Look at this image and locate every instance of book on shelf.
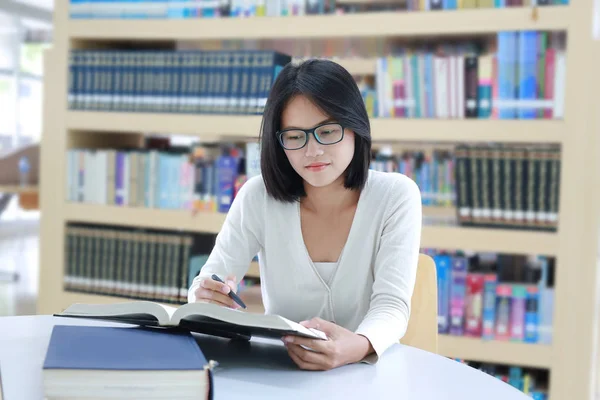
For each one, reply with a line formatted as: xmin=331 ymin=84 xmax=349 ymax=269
xmin=362 ymin=31 xmax=565 ymax=120
xmin=454 ymin=143 xmax=560 ymax=231
xmin=43 ymin=325 xmax=214 ymax=400
xmin=67 ymin=49 xmax=291 ymax=115
xmin=63 ymin=224 xmax=217 ymax=305
xmin=457 ymin=360 xmax=549 ymax=399
xmin=68 ymin=0 xmax=570 ymax=19
xmin=55 ymin=300 xmax=328 ymax=341
xmin=426 ymin=249 xmax=554 ymax=345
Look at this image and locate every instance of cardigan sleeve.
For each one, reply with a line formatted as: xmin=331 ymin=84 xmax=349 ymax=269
xmin=187 ymin=176 xmax=264 ymax=303
xmin=355 ymin=176 xmax=422 ymax=362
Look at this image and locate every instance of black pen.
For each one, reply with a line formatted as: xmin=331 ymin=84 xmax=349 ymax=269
xmin=211 ymin=274 xmax=247 ymax=309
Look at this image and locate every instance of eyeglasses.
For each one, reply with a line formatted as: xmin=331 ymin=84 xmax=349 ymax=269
xmin=276 ymin=123 xmax=345 ymax=150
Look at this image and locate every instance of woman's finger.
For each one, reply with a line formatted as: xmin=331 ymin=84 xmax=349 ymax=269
xmin=201 ymin=278 xmax=231 ymax=294
xmin=287 ymin=346 xmax=323 ymax=371
xmin=283 ymin=336 xmax=330 ymax=354
xmin=286 ymin=343 xmax=330 ymax=367
xmin=195 ymin=288 xmax=238 ymax=309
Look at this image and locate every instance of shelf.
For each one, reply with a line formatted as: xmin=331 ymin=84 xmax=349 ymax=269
xmin=65 ymin=204 xmax=558 ymax=256
xmin=0 ymin=185 xmax=38 ymax=194
xmin=67 ymin=7 xmax=570 ymax=41
xmin=66 ymin=111 xmax=565 ymax=144
xmin=421 ymin=225 xmax=558 ymax=256
xmin=65 ymin=203 xmax=225 ymax=234
xmin=438 ymin=335 xmax=553 ymax=369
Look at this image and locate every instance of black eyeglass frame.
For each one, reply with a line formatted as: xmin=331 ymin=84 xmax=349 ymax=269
xmin=276 ymin=122 xmax=345 ymax=150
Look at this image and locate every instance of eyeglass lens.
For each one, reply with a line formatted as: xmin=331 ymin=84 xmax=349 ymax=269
xmin=280 ymin=123 xmax=343 ymax=150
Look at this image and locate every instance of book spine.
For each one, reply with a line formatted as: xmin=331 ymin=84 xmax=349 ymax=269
xmin=510 ymin=285 xmax=526 ymax=342
xmin=450 ymin=256 xmax=467 ymax=335
xmin=464 ymin=273 xmax=484 ymax=337
xmin=482 ymin=273 xmax=497 ymax=340
xmin=495 ymin=284 xmax=512 ymax=340
xmin=518 ymin=31 xmax=538 ymax=119
xmin=464 ymin=54 xmax=479 ymax=118
xmin=435 ymin=254 xmax=452 ymax=334
xmin=524 ymin=285 xmax=539 ymax=343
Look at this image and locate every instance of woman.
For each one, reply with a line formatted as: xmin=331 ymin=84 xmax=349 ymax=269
xmin=188 ymin=59 xmax=422 ymax=370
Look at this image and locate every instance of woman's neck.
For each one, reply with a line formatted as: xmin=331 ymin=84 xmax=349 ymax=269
xmin=301 ymin=176 xmax=360 ymax=214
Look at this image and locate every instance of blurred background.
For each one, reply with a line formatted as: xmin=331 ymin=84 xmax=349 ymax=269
xmin=0 ymin=1 xmax=599 ymax=400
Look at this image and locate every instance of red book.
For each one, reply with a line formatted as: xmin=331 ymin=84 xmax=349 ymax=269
xmin=544 ymin=48 xmax=556 ymax=119
xmin=464 ymin=273 xmax=485 ymax=337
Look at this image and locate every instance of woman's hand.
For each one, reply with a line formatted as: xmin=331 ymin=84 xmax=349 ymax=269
xmin=282 ymin=317 xmax=374 ymax=371
xmin=192 ymin=274 xmax=241 ymax=309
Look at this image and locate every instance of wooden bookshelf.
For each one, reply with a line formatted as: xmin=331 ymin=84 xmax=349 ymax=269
xmin=40 ymin=3 xmax=600 ymax=400
xmin=66 ymin=111 xmax=564 ymax=144
xmin=438 ymin=335 xmax=553 ymax=369
xmin=63 ymin=204 xmax=558 ymax=256
xmin=67 ymin=7 xmax=569 ymax=40
xmin=0 ymin=185 xmax=38 ymax=194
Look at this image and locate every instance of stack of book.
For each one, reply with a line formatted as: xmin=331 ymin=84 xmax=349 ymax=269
xmin=370 ymin=146 xmax=455 ymax=207
xmin=65 ymin=142 xmax=260 ymax=214
xmin=67 ymin=49 xmax=292 ymax=115
xmin=454 ymin=143 xmax=560 ymax=231
xmin=63 ymin=223 xmax=216 ymax=305
xmin=425 ymin=249 xmax=554 ymax=345
xmin=364 ymin=32 xmax=566 ymax=119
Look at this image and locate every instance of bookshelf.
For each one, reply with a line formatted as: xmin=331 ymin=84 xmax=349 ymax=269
xmin=66 ymin=112 xmax=564 ymax=143
xmin=39 ymin=2 xmax=600 ymax=400
xmin=67 ymin=7 xmax=568 ymax=40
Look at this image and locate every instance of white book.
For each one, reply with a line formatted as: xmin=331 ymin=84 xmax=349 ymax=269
xmin=57 ymin=301 xmax=328 ymax=341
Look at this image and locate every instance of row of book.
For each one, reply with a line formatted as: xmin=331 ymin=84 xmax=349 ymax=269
xmin=370 ymin=146 xmax=455 ymax=206
xmin=68 ymin=0 xmax=569 ymax=19
xmin=363 ymin=32 xmax=565 ymax=119
xmin=454 ymin=144 xmax=560 ymax=231
xmin=65 ymin=142 xmax=261 ymax=213
xmin=67 ymin=49 xmax=292 ymax=115
xmin=458 ymin=361 xmax=548 ymax=400
xmin=63 ymin=224 xmax=217 ymax=304
xmin=425 ymin=249 xmax=554 ymax=344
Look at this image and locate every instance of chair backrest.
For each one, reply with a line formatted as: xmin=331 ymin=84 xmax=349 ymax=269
xmin=399 ymin=253 xmax=438 ymax=354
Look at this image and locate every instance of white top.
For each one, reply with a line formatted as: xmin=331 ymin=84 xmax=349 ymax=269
xmin=188 ymin=170 xmax=423 ymax=361
xmin=313 ymin=262 xmax=337 ymax=285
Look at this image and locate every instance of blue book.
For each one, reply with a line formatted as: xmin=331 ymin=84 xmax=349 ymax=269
xmin=518 ymin=31 xmax=538 ymax=119
xmin=434 ymin=254 xmax=451 ymax=334
xmin=497 ymin=32 xmax=517 ymax=119
xmin=43 ymin=325 xmax=213 ymax=398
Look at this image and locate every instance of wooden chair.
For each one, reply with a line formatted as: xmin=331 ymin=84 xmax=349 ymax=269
xmin=399 ymin=253 xmax=438 ymax=354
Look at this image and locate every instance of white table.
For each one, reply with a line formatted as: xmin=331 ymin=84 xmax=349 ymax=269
xmin=0 ymin=315 xmax=530 ymax=400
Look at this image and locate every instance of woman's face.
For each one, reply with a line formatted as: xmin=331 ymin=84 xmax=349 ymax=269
xmin=280 ymin=95 xmax=355 ymax=189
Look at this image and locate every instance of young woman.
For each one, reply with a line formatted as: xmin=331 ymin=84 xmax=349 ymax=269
xmin=188 ymin=59 xmax=422 ymax=370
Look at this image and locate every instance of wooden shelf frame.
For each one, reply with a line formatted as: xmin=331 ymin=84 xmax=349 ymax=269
xmin=39 ymin=3 xmax=600 ymax=400
xmin=67 ymin=7 xmax=571 ymax=41
xmin=63 ymin=204 xmax=559 ymax=256
xmin=66 ymin=111 xmax=565 ymax=144
xmin=438 ymin=335 xmax=553 ymax=369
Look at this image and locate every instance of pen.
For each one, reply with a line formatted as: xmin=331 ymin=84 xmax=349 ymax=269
xmin=211 ymin=274 xmax=247 ymax=309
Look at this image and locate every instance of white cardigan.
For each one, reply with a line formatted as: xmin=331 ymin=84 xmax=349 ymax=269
xmin=188 ymin=170 xmax=422 ymax=361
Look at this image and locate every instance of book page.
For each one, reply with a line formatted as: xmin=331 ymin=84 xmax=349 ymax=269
xmin=173 ymin=302 xmax=326 ymax=339
xmin=59 ymin=301 xmax=174 ymax=326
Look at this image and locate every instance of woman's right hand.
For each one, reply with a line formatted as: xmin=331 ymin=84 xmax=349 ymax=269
xmin=193 ymin=274 xmax=241 ymax=309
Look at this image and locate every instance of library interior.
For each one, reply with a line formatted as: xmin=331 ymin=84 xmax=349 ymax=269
xmin=0 ymin=0 xmax=599 ymax=399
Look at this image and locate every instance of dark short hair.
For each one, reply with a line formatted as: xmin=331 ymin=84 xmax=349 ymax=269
xmin=259 ymin=59 xmax=372 ymax=203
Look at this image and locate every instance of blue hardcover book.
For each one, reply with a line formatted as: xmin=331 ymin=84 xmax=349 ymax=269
xmin=411 ymin=54 xmax=421 ymax=118
xmin=497 ymin=32 xmax=517 ymax=119
xmin=43 ymin=325 xmax=213 ymax=398
xmin=518 ymin=31 xmax=538 ymax=119
xmin=434 ymin=254 xmax=451 ymax=334
xmin=216 ymin=152 xmax=237 ymax=213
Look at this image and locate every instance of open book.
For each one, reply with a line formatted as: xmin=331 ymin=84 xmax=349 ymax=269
xmin=56 ymin=301 xmax=327 ymax=341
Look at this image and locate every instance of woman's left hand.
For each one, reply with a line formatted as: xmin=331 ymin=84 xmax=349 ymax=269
xmin=282 ymin=317 xmax=374 ymax=371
